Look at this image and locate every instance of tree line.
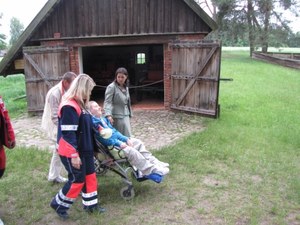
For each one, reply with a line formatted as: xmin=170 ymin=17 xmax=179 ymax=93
xmin=196 ymin=0 xmax=300 ymax=55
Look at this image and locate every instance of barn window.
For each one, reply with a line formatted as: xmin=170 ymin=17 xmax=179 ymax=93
xmin=136 ymin=53 xmax=146 ymax=64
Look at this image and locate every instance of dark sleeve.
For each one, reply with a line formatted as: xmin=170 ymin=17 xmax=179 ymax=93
xmin=60 ymin=105 xmax=79 ymax=151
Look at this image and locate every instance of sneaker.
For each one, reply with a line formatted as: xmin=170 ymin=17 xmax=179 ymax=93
xmin=0 ymin=218 xmax=4 ymax=225
xmin=153 ymin=166 xmax=169 ymax=176
xmin=85 ymin=205 xmax=106 ymax=214
xmin=49 ymin=176 xmax=68 ymax=183
xmin=144 ymin=173 xmax=164 ymax=183
xmin=50 ymin=200 xmax=69 ymax=220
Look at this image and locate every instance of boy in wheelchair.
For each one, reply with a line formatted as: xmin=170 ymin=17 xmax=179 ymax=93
xmin=88 ymin=101 xmax=169 ymax=183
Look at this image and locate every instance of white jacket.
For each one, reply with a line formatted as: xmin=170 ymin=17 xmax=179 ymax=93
xmin=41 ymin=81 xmax=64 ymax=141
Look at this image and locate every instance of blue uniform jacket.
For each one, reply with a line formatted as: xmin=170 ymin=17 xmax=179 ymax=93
xmin=91 ymin=116 xmax=128 ymax=148
xmin=57 ymin=105 xmax=96 ymax=157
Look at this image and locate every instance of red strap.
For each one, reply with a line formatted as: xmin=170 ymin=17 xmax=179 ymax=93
xmin=58 ymin=99 xmax=81 ymax=118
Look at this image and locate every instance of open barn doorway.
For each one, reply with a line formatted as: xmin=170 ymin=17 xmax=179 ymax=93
xmin=82 ymin=44 xmax=164 ymax=109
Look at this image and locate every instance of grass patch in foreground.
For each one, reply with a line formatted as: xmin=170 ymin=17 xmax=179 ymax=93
xmin=0 ymin=51 xmax=299 ymax=225
xmin=160 ymin=51 xmax=300 ymax=224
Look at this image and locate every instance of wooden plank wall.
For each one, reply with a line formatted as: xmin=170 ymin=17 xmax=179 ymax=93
xmin=23 ymin=47 xmax=70 ymax=113
xmin=171 ymin=42 xmax=221 ymax=116
xmin=32 ymin=0 xmax=210 ymax=40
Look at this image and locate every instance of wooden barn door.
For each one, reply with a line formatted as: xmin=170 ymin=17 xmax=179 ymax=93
xmin=170 ymin=40 xmax=221 ymax=118
xmin=23 ymin=46 xmax=70 ymax=114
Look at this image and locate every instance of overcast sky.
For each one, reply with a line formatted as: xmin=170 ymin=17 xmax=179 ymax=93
xmin=0 ymin=0 xmax=299 ymax=43
xmin=0 ymin=0 xmax=48 ymax=41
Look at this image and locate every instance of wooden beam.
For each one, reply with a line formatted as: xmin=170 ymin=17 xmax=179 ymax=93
xmin=23 ymin=53 xmax=53 ymax=88
xmin=174 ymin=46 xmax=217 ymax=106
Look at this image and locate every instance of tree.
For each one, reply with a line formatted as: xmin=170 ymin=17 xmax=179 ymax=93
xmin=247 ymin=0 xmax=255 ymax=55
xmin=287 ymin=32 xmax=300 ymax=47
xmin=0 ymin=13 xmax=7 ymax=50
xmin=196 ymin=0 xmax=300 ymax=55
xmin=9 ymin=17 xmax=24 ymax=46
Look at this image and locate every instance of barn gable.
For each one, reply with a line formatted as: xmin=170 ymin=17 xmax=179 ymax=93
xmin=0 ymin=0 xmax=216 ymax=76
xmin=32 ymin=0 xmax=214 ymax=40
xmin=0 ymin=0 xmax=221 ymax=118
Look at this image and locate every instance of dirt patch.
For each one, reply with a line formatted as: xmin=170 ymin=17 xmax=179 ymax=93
xmin=11 ymin=109 xmax=205 ymax=151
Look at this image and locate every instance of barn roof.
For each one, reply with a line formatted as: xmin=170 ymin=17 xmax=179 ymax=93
xmin=0 ymin=0 xmax=217 ymax=76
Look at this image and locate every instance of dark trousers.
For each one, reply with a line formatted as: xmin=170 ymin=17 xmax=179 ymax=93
xmin=51 ymin=154 xmax=98 ymax=213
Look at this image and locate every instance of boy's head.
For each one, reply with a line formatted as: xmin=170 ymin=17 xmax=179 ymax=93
xmin=87 ymin=101 xmax=102 ymax=118
xmin=88 ymin=101 xmax=112 ymax=139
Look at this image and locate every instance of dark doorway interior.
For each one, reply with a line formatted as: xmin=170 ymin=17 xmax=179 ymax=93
xmin=82 ymin=44 xmax=164 ymax=105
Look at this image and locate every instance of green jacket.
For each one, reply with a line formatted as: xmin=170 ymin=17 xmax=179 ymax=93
xmin=103 ymin=82 xmax=132 ymax=119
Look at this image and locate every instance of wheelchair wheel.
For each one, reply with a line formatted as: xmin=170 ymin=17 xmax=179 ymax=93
xmin=94 ymin=157 xmax=107 ymax=176
xmin=95 ymin=166 xmax=107 ymax=176
xmin=120 ymin=186 xmax=135 ymax=200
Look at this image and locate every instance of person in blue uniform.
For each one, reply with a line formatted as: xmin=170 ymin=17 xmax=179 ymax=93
xmin=50 ymin=74 xmax=105 ymax=220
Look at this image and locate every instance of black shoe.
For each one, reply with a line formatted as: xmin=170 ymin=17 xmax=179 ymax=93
xmin=85 ymin=205 xmax=106 ymax=214
xmin=50 ymin=200 xmax=69 ymax=220
xmin=56 ymin=211 xmax=69 ymax=220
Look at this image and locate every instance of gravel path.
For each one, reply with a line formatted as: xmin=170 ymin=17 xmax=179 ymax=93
xmin=12 ymin=109 xmax=205 ymax=151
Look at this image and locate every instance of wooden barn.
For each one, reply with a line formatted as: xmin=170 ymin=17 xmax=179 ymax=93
xmin=0 ymin=0 xmax=221 ymax=117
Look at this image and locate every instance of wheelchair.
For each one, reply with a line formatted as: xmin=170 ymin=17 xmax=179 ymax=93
xmin=93 ymin=137 xmax=149 ymax=200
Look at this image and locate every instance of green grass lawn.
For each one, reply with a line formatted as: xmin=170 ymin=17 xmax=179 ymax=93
xmin=0 ymin=74 xmax=27 ymax=118
xmin=0 ymin=51 xmax=300 ymax=225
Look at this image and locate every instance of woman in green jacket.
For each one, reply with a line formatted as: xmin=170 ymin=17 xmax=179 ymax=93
xmin=104 ymin=67 xmax=132 ymax=137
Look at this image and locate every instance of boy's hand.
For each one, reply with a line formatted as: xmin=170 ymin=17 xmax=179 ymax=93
xmin=120 ymin=143 xmax=128 ymax=149
xmin=127 ymin=139 xmax=133 ymax=147
xmin=107 ymin=115 xmax=114 ymax=124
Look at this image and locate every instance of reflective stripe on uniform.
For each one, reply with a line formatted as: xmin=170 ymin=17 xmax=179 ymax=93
xmin=81 ymin=191 xmax=97 ymax=198
xmin=55 ymin=195 xmax=72 ymax=208
xmin=61 ymin=125 xmax=78 ymax=131
xmin=82 ymin=198 xmax=98 ymax=206
xmin=59 ymin=189 xmax=76 ymax=202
